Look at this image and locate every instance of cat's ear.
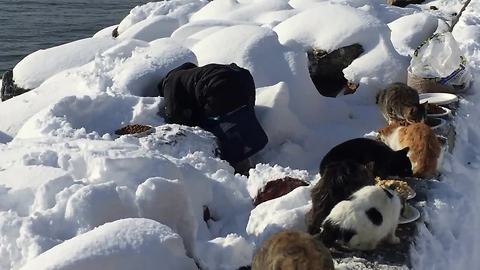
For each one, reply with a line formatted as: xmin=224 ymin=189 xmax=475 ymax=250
xmin=364 ymin=161 xmax=375 ymax=173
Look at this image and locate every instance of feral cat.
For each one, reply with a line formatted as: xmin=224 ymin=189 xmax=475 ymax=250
xmin=376 ymin=82 xmax=426 ymax=125
xmin=306 ymin=160 xmax=375 ymax=235
xmin=320 ymin=138 xmax=413 ymax=178
xmin=378 ymin=122 xmax=442 ymax=179
xmin=320 ymin=186 xmax=402 ymax=251
xmin=252 ymin=230 xmax=334 ymax=270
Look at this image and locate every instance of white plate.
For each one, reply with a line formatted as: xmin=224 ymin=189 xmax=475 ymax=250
xmin=420 ymin=93 xmax=459 ymax=105
xmin=399 ymin=204 xmax=420 ymax=224
xmin=427 ymin=105 xmax=451 ymax=117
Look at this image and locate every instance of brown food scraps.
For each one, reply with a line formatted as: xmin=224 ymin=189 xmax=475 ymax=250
xmin=115 ymin=124 xmax=152 ymax=135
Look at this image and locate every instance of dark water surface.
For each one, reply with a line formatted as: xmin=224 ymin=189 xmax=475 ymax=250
xmin=0 ymin=0 xmax=152 ymax=74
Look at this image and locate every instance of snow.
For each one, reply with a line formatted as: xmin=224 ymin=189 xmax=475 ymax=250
xmin=274 ymin=4 xmax=408 ymax=88
xmin=117 ymin=0 xmax=208 ymax=33
xmin=388 ymin=13 xmax=439 ymax=56
xmin=409 ymin=1 xmax=480 ymax=269
xmin=246 ymin=186 xmax=311 ymax=244
xmin=118 ymin=16 xmax=180 ymax=42
xmin=190 ymin=0 xmax=293 ymax=25
xmin=1 ymin=0 xmax=479 ymax=269
xmin=19 ymin=218 xmax=197 ymax=270
xmin=13 ymin=37 xmax=118 ymax=90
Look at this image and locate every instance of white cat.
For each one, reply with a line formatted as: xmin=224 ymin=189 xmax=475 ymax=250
xmin=319 ymin=185 xmax=402 ymax=251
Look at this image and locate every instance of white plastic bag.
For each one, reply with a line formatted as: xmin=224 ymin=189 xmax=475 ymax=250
xmin=409 ymin=32 xmax=472 ymax=91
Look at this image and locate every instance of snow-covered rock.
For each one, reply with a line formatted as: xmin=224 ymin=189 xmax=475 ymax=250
xmin=13 ymin=37 xmax=117 ymax=90
xmin=388 ymin=12 xmax=439 ymax=56
xmin=19 ymin=218 xmax=198 ymax=270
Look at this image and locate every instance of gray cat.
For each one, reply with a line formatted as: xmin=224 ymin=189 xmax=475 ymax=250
xmin=376 ymin=82 xmax=426 ymax=125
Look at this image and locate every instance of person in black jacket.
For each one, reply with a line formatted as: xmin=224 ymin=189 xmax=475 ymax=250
xmin=158 ymin=62 xmax=267 ymax=174
xmin=158 ymin=62 xmax=256 ymax=126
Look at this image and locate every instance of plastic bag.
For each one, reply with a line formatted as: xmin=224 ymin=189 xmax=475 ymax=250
xmin=409 ymin=32 xmax=472 ymax=92
xmin=201 ymin=105 xmax=268 ymax=164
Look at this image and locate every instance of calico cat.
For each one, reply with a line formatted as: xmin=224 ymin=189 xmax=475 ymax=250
xmin=320 ymin=138 xmax=413 ymax=178
xmin=320 ymin=186 xmax=402 ymax=251
xmin=252 ymin=230 xmax=335 ymax=270
xmin=306 ymin=160 xmax=375 ymax=235
xmin=378 ymin=122 xmax=442 ymax=179
xmin=376 ymin=82 xmax=427 ymax=125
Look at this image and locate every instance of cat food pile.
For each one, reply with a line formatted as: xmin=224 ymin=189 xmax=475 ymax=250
xmin=114 ymin=124 xmax=153 ymax=135
xmin=375 ymin=177 xmax=415 ymax=200
xmin=426 ymin=103 xmax=446 ymax=115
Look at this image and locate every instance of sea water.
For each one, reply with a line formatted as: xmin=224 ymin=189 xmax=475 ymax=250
xmin=0 ymin=0 xmax=151 ymax=74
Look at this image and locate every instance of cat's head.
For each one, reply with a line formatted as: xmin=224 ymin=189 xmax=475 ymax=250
xmin=403 ymin=102 xmax=427 ymax=124
xmin=323 ymin=160 xmax=375 ymax=188
xmin=272 ymin=234 xmax=335 ymax=270
xmin=388 ymin=147 xmax=413 ymax=177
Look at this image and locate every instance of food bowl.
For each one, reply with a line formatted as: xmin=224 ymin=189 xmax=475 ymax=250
xmin=115 ymin=124 xmax=154 ymax=138
xmin=419 ymin=93 xmax=459 ymax=105
xmin=425 ymin=117 xmax=447 ymax=131
xmin=426 ymin=104 xmax=451 ymax=118
xmin=399 ymin=204 xmax=420 ymax=224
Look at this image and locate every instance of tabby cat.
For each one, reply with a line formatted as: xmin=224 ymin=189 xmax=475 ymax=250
xmin=376 ymin=82 xmax=426 ymax=125
xmin=306 ymin=160 xmax=375 ymax=235
xmin=378 ymin=122 xmax=442 ymax=179
xmin=252 ymin=230 xmax=334 ymax=270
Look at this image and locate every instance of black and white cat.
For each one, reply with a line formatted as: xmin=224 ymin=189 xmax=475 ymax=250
xmin=319 ymin=186 xmax=402 ymax=251
xmin=306 ymin=160 xmax=375 ymax=235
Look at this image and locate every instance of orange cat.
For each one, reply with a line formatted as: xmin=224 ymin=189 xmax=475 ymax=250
xmin=378 ymin=123 xmax=442 ymax=179
xmin=252 ymin=230 xmax=334 ymax=270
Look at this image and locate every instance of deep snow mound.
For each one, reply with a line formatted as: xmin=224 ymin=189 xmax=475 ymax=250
xmin=19 ymin=218 xmax=198 ymax=270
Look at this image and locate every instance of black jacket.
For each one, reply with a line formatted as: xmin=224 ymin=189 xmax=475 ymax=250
xmin=158 ymin=63 xmax=255 ymax=126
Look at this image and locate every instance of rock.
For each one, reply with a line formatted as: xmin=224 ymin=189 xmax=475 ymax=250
xmin=253 ymin=177 xmax=309 ymax=206
xmin=307 ymin=44 xmax=363 ymax=97
xmin=112 ymin=26 xmax=119 ymax=38
xmin=387 ymin=0 xmax=425 ymax=8
xmin=1 ymin=70 xmax=30 ymax=101
xmin=1 ymin=70 xmax=14 ymax=101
